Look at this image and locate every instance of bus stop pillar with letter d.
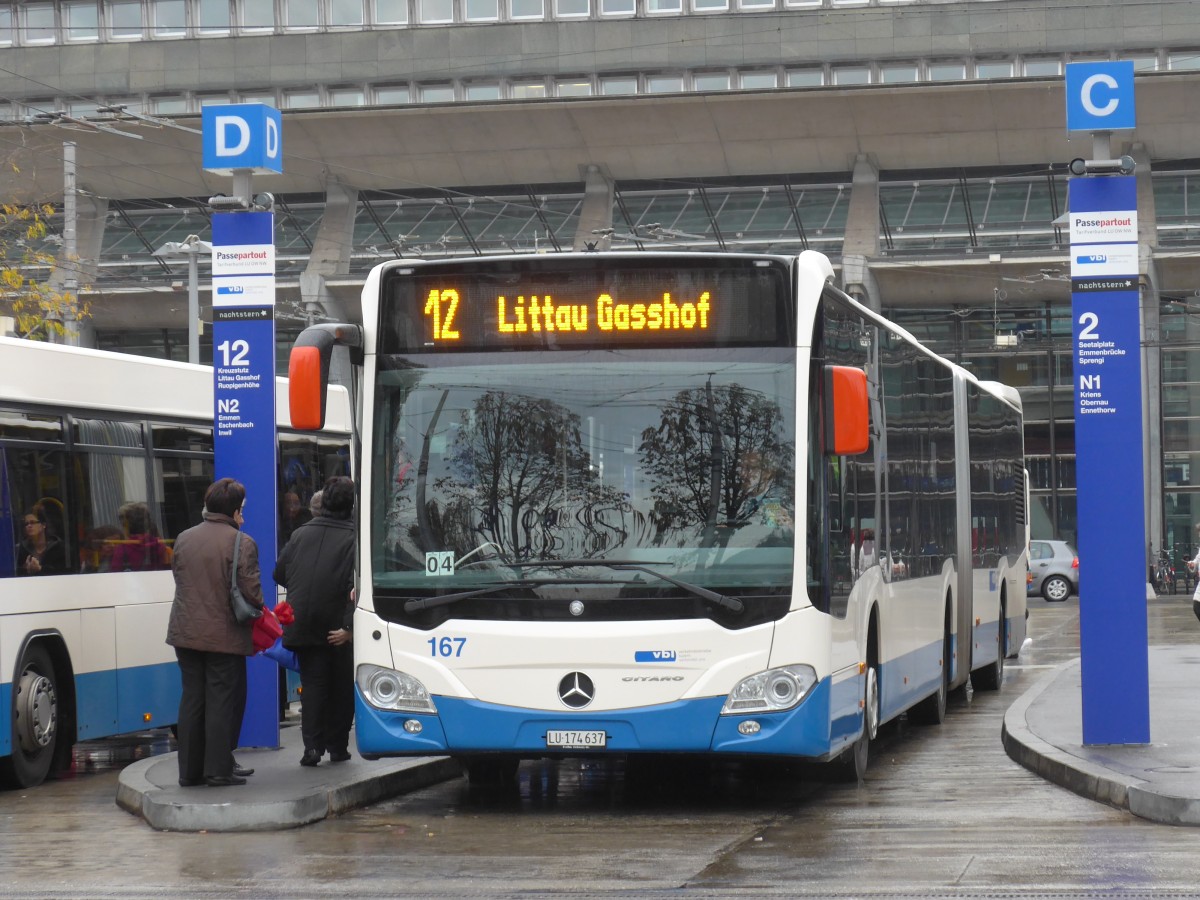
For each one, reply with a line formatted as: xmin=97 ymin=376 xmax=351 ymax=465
xmin=202 ymin=103 xmax=282 ymax=749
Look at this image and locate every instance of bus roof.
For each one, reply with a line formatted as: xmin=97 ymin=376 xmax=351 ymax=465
xmin=0 ymin=336 xmax=351 ymax=433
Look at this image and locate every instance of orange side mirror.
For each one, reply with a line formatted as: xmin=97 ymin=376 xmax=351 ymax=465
xmin=287 ymin=323 xmax=363 ymax=431
xmin=826 ymin=365 xmax=870 ymax=455
xmin=288 ymin=345 xmax=325 ymax=431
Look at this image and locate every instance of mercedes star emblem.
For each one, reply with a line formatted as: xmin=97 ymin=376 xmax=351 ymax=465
xmin=558 ymin=672 xmax=595 ymax=709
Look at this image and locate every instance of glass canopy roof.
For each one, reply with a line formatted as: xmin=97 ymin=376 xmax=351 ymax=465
xmin=31 ymin=168 xmax=1200 ymax=291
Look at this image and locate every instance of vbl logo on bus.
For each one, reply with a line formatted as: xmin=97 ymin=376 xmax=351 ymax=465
xmin=634 ymin=650 xmax=677 ymax=662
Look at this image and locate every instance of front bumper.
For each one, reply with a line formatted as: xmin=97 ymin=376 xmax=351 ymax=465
xmin=354 ymin=677 xmax=840 ymax=759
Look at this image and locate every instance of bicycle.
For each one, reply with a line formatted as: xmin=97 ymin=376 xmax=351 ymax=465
xmin=1154 ymin=550 xmax=1175 ymax=595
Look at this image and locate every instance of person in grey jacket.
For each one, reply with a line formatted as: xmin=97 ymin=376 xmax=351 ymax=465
xmin=167 ymin=478 xmax=264 ymax=787
xmin=275 ymin=475 xmax=357 ymax=766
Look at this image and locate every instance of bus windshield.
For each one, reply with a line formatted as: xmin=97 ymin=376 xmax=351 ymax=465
xmin=371 ymin=348 xmax=796 ymax=625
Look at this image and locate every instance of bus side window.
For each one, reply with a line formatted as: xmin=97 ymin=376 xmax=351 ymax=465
xmin=280 ymin=436 xmax=319 ymax=550
xmin=2 ymin=449 xmax=72 ymax=578
xmin=75 ymin=418 xmax=160 ymax=574
xmin=0 ymin=412 xmax=68 ymax=578
xmin=151 ymin=421 xmax=214 ymax=557
xmin=827 ymin=456 xmax=843 ymax=533
xmin=278 ymin=435 xmax=353 ymax=550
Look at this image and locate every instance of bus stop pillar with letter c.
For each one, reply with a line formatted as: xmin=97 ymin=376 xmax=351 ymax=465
xmin=1065 ymin=61 xmax=1150 ymax=745
xmin=202 ymin=103 xmax=282 ymax=749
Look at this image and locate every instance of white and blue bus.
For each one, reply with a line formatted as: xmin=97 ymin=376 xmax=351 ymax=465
xmin=289 ymin=250 xmax=1026 ymax=783
xmin=0 ymin=337 xmax=351 ymax=788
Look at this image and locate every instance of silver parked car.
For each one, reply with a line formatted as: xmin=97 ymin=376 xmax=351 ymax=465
xmin=1028 ymin=539 xmax=1079 ymax=601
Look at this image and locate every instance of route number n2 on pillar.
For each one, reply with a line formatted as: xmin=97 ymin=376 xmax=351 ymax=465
xmin=203 ymin=102 xmax=282 ymax=749
xmin=211 ymin=210 xmax=279 ymax=749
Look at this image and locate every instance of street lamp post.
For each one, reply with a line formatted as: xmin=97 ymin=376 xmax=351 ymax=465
xmin=153 ymin=234 xmax=213 ymax=365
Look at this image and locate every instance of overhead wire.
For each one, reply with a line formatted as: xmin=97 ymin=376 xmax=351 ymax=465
xmin=1 ymin=3 xmax=1200 ymax=276
xmin=0 ymin=87 xmax=583 ymax=256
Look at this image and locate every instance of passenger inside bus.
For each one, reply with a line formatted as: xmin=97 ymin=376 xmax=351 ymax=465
xmin=80 ymin=523 xmax=123 ymax=573
xmin=734 ymin=450 xmax=793 ymax=531
xmin=17 ymin=507 xmax=68 ymax=576
xmin=110 ymin=501 xmax=172 ymax=571
xmin=279 ymin=489 xmax=312 ymax=546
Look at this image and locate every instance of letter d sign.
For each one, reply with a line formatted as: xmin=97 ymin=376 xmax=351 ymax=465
xmin=202 ymin=103 xmax=284 ymax=174
xmin=215 ymin=116 xmax=251 ymax=157
xmin=1066 ymin=61 xmax=1136 ymax=132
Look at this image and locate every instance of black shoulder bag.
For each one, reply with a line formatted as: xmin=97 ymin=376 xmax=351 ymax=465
xmin=230 ymin=530 xmax=262 ymax=624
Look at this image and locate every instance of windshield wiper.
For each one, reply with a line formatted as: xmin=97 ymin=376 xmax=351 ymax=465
xmin=402 ymin=561 xmax=746 ymax=615
xmin=403 ymin=580 xmax=545 ymax=613
xmin=505 ymin=559 xmax=744 ymax=614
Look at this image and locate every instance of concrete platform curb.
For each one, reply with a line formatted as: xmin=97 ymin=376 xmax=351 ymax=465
xmin=1128 ymin=779 xmax=1200 ymax=827
xmin=116 ymin=725 xmax=462 ymax=832
xmin=1001 ymin=659 xmax=1137 ymax=813
xmin=1003 ymin=647 xmax=1200 ymax=826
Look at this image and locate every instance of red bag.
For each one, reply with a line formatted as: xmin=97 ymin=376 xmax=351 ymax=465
xmin=252 ymin=607 xmax=283 ymax=653
xmin=274 ymin=600 xmax=295 ymax=626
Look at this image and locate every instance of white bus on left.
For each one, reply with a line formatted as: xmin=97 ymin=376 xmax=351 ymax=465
xmin=0 ymin=337 xmax=350 ymax=787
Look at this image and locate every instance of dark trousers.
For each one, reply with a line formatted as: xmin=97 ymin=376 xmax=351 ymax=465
xmin=175 ymin=647 xmax=247 ymax=780
xmin=296 ymin=643 xmax=354 ymax=755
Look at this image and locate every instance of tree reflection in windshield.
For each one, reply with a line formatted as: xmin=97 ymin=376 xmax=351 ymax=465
xmin=436 ymin=389 xmax=632 ymax=560
xmin=640 ymin=381 xmax=794 ymax=549
xmin=374 ymin=355 xmax=795 ymax=587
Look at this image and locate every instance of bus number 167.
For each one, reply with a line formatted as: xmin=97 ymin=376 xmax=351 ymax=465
xmin=428 ymin=636 xmax=467 ymax=658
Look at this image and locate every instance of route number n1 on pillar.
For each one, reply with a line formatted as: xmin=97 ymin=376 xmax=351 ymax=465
xmin=1066 ymin=58 xmax=1149 ymax=745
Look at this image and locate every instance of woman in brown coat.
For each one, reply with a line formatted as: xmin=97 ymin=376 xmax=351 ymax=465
xmin=166 ymin=478 xmax=264 ymax=787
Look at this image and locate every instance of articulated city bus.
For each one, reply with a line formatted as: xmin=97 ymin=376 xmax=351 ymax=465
xmin=0 ymin=338 xmax=351 ymax=788
xmin=289 ymin=250 xmax=1026 ymax=784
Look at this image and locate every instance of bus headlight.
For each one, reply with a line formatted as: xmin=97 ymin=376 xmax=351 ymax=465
xmin=356 ymin=664 xmax=437 ymax=714
xmin=721 ymin=665 xmax=817 ymax=714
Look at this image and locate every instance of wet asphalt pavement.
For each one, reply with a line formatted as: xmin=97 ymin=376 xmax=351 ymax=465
xmin=4 ymin=590 xmax=1200 ymax=899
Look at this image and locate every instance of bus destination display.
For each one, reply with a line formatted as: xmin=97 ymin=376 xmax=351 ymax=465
xmin=429 ymin=288 xmax=712 ymax=339
xmin=383 ymin=259 xmax=789 ymax=352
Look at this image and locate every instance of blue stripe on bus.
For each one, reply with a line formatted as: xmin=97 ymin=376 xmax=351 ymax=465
xmin=711 ymin=679 xmax=835 ymax=756
xmin=353 ymin=629 xmax=994 ymax=762
xmin=0 ymin=662 xmax=180 ymax=759
xmin=115 ymin=661 xmax=181 ymax=737
xmin=1007 ymin=609 xmax=1025 ymax=654
xmin=75 ymin=669 xmax=119 ymax=740
xmin=76 ymin=662 xmax=180 ymax=739
xmin=874 ymin=620 xmax=1003 ymax=724
xmin=0 ymin=682 xmax=9 ymax=755
xmin=975 ymin=617 xmax=1001 ymax=666
xmin=355 ymin=678 xmax=848 ymax=760
xmin=878 ymin=640 xmax=944 ymax=724
xmin=828 ymin=669 xmax=862 ymax=754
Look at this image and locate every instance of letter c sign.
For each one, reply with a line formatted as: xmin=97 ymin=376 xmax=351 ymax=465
xmin=1066 ymin=61 xmax=1136 ymax=133
xmin=1080 ymin=73 xmax=1119 ymax=117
